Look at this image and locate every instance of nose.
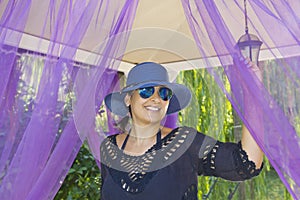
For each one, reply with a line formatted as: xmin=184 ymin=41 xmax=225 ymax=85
xmin=150 ymin=88 xmax=161 ymax=102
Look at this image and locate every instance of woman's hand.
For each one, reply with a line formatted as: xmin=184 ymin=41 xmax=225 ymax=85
xmin=242 ymin=57 xmax=263 ymax=82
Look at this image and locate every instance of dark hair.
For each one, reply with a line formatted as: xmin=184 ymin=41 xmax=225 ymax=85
xmin=128 ymin=105 xmax=132 ymax=117
xmin=114 ymin=106 xmax=131 ymax=132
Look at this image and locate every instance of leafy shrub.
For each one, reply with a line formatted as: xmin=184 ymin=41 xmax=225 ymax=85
xmin=55 ymin=144 xmax=101 ymax=200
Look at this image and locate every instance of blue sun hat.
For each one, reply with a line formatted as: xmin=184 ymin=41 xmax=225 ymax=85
xmin=104 ymin=62 xmax=192 ymax=117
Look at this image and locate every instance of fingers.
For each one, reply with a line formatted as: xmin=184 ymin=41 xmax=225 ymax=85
xmin=239 ymin=56 xmax=260 ymax=71
xmin=237 ymin=56 xmax=263 ymax=82
xmin=240 ymin=56 xmax=252 ymax=68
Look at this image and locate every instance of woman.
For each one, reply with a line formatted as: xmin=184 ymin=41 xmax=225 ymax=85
xmin=101 ymin=61 xmax=263 ymax=200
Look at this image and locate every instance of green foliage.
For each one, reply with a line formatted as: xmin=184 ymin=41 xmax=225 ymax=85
xmin=178 ymin=68 xmax=233 ymax=140
xmin=54 ymin=144 xmax=101 ymax=200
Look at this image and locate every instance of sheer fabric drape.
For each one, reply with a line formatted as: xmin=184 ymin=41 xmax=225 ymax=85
xmin=0 ymin=0 xmax=138 ymax=199
xmin=181 ymin=0 xmax=300 ymax=199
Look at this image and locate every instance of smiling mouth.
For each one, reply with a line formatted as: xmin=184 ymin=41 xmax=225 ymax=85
xmin=145 ymin=106 xmax=161 ymax=111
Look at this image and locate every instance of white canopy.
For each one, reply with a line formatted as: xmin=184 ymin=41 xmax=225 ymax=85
xmin=1 ymin=0 xmax=300 ymax=74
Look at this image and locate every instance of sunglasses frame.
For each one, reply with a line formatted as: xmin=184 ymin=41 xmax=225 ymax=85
xmin=137 ymin=86 xmax=173 ymax=101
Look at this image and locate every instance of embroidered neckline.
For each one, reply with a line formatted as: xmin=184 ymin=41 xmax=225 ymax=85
xmin=111 ymin=127 xmax=180 ymax=157
xmin=120 ymin=129 xmax=162 ymax=153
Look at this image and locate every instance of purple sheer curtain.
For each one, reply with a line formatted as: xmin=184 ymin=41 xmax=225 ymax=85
xmin=181 ymin=0 xmax=300 ymax=199
xmin=1 ymin=0 xmax=300 ymax=199
xmin=0 ymin=0 xmax=138 ymax=199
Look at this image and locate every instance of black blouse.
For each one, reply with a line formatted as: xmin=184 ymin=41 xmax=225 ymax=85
xmin=100 ymin=126 xmax=262 ymax=200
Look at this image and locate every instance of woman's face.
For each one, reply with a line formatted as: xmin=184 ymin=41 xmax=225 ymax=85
xmin=125 ymin=86 xmax=170 ymax=127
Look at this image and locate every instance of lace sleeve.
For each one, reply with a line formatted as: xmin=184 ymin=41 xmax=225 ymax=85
xmin=200 ymin=141 xmax=263 ymax=181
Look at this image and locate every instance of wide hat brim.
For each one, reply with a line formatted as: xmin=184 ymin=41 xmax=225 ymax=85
xmin=104 ymin=81 xmax=192 ymax=117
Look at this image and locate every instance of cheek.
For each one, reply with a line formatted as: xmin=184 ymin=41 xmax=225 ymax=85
xmin=129 ymin=94 xmax=146 ymax=110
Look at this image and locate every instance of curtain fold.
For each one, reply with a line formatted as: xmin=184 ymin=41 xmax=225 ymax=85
xmin=0 ymin=0 xmax=139 ymax=199
xmin=181 ymin=0 xmax=300 ymax=199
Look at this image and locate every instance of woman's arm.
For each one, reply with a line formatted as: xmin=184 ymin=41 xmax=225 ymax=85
xmin=240 ymin=58 xmax=264 ymax=169
xmin=241 ymin=126 xmax=263 ymax=169
xmin=199 ymin=57 xmax=264 ymax=181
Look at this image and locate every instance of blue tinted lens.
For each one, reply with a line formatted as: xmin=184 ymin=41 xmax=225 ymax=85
xmin=138 ymin=87 xmax=172 ymax=101
xmin=138 ymin=87 xmax=155 ymax=99
xmin=159 ymin=87 xmax=173 ymax=101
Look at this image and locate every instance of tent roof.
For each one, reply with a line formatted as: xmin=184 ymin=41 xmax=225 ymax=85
xmin=1 ymin=0 xmax=300 ymax=73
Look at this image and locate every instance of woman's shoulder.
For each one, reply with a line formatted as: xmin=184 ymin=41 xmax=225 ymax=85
xmin=165 ymin=126 xmax=199 ymax=134
xmin=160 ymin=126 xmax=200 ymax=144
xmin=168 ymin=126 xmax=213 ymax=147
xmin=101 ymin=132 xmax=127 ymax=145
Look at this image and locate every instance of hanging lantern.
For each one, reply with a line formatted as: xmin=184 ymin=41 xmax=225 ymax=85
xmin=237 ymin=0 xmax=262 ymax=66
xmin=237 ymin=33 xmax=262 ymax=65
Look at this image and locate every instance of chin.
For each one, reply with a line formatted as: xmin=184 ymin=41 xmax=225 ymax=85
xmin=147 ymin=113 xmax=166 ymax=123
xmin=137 ymin=114 xmax=165 ymax=126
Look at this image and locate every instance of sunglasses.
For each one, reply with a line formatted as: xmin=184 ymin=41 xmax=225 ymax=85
xmin=138 ymin=86 xmax=173 ymax=101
